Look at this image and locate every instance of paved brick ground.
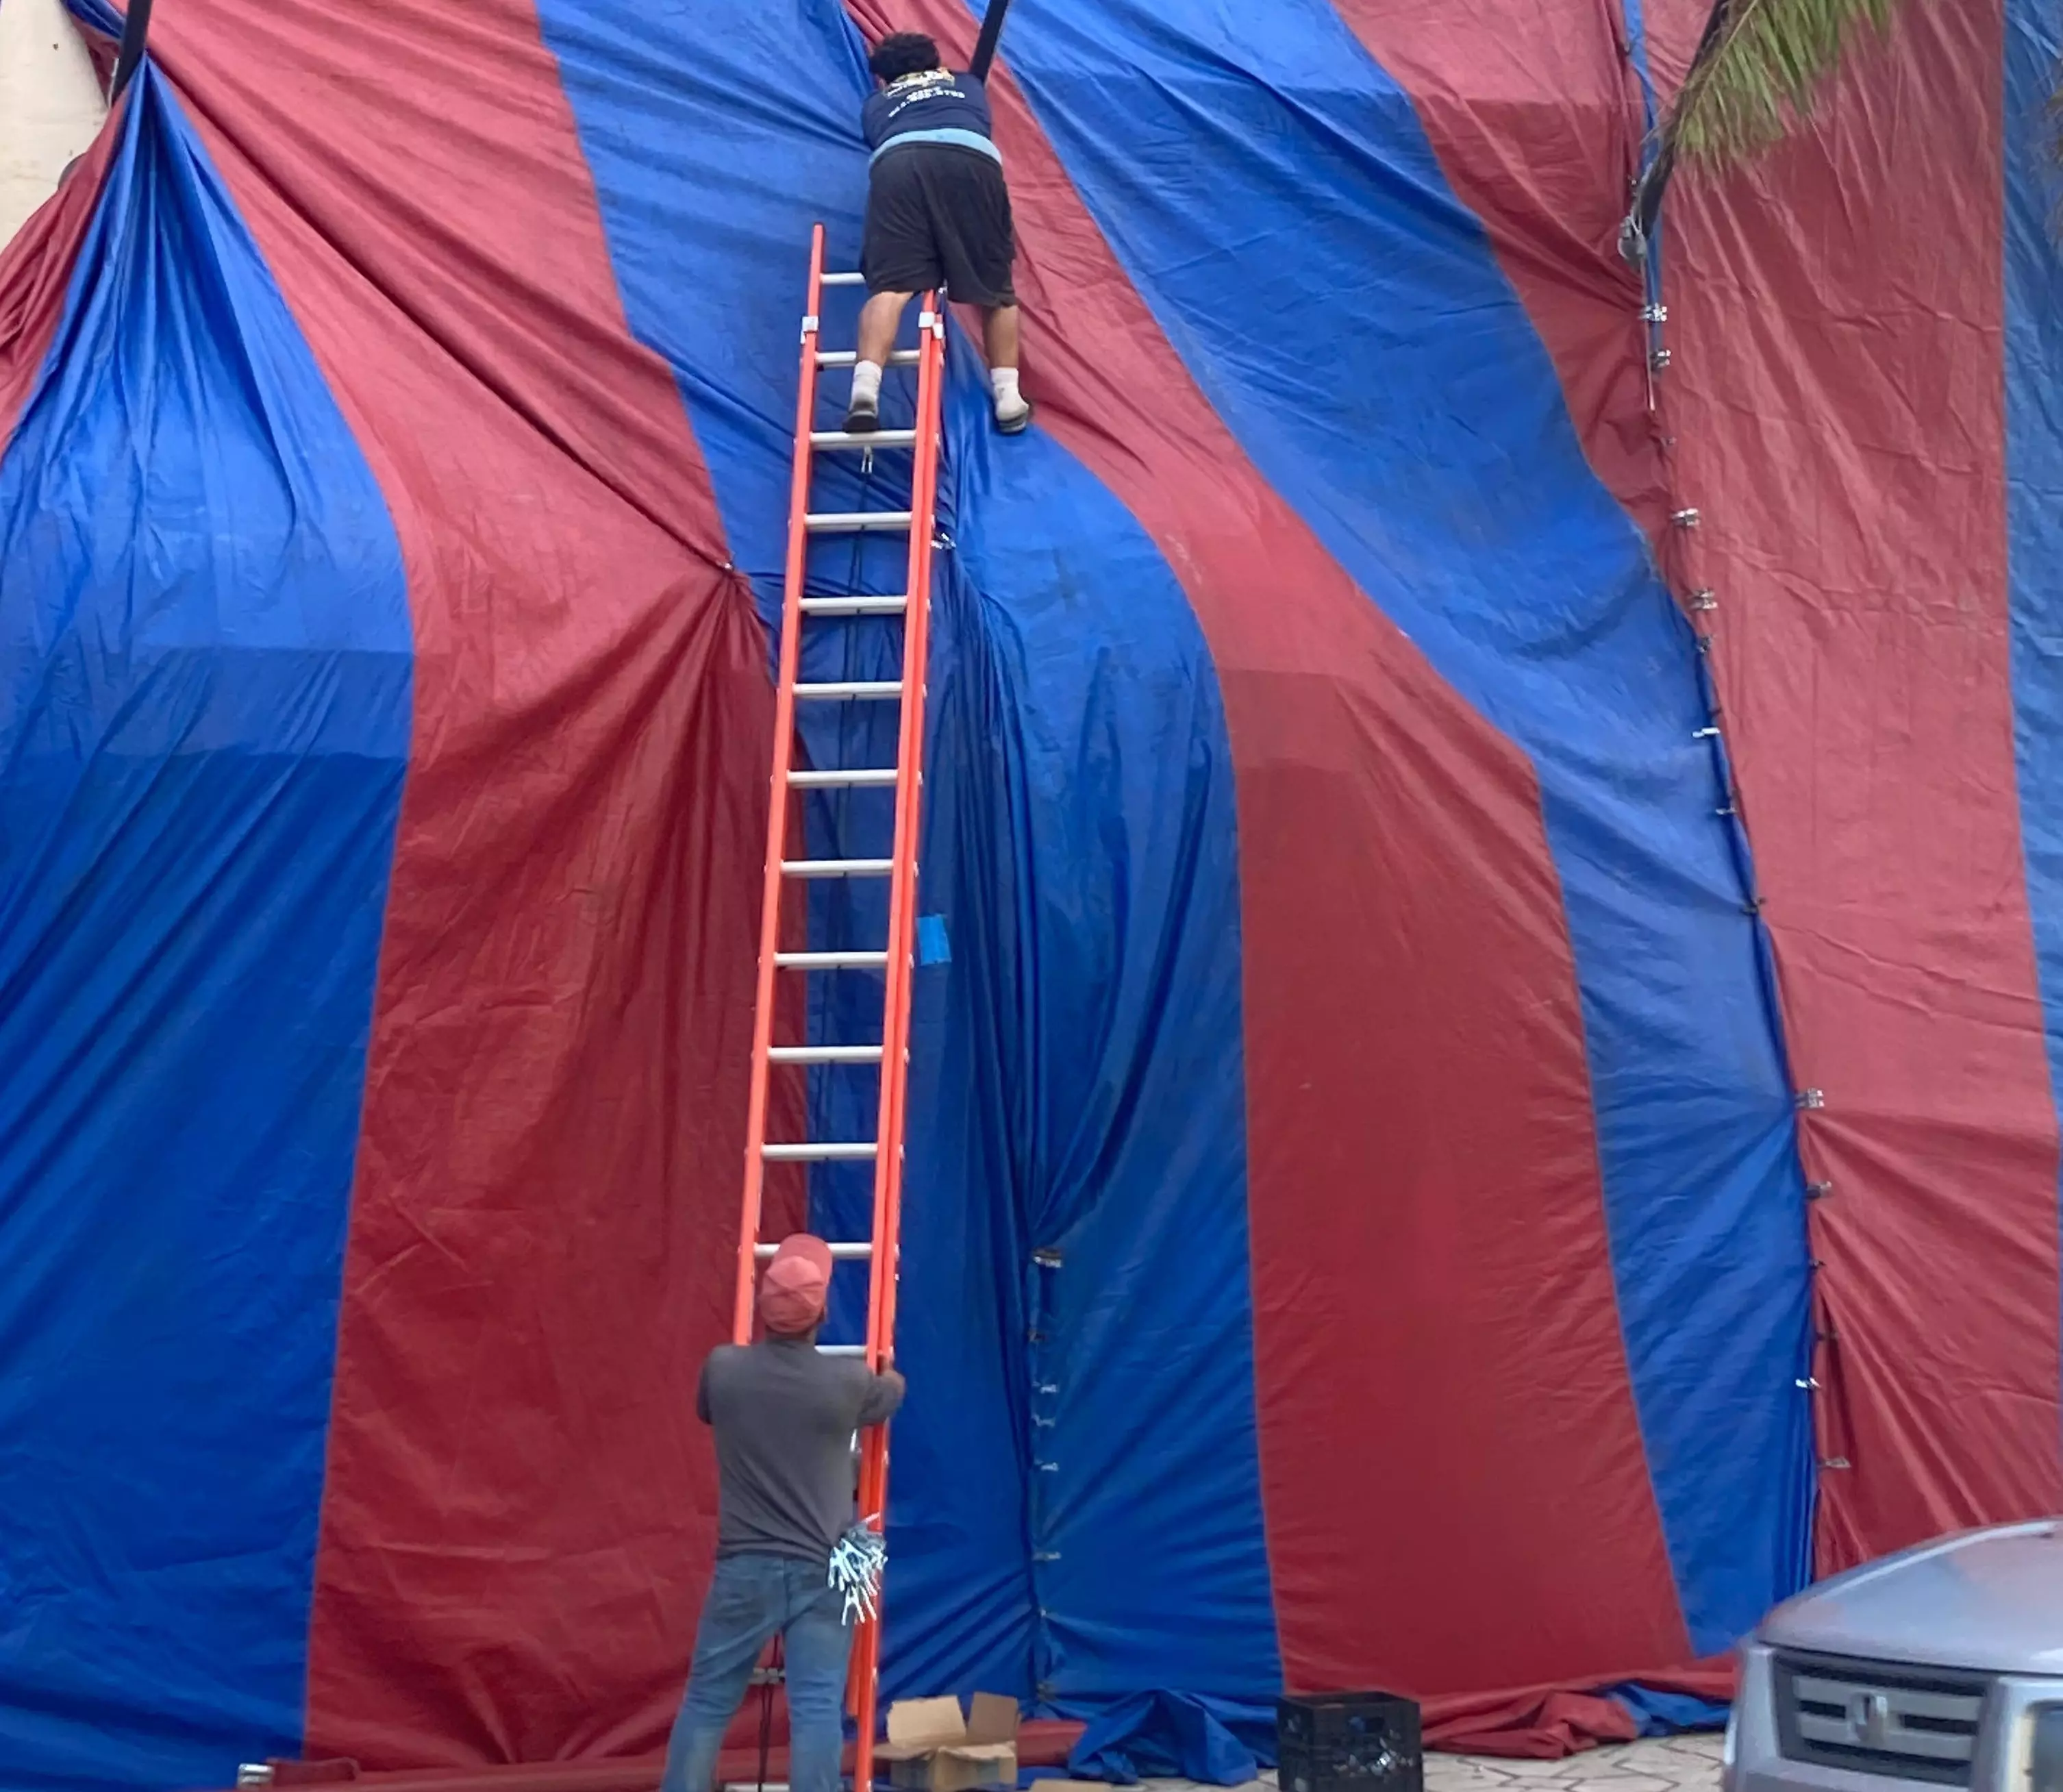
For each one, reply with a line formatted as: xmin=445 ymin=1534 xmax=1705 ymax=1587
xmin=1172 ymin=1733 xmax=1726 ymax=1792
xmin=1424 ymin=1734 xmax=1725 ymax=1792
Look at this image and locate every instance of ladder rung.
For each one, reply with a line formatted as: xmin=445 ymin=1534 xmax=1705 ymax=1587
xmin=768 ymin=1045 xmax=883 ymax=1064
xmin=773 ymin=951 xmax=890 ymax=969
xmin=788 ymin=767 xmax=899 ymax=788
xmin=763 ymin=1141 xmax=878 ymax=1161
xmin=816 ymin=349 xmax=921 ymax=367
xmin=794 ymin=680 xmax=902 ymax=701
xmin=820 ymin=271 xmax=867 ymax=286
xmin=782 ymin=858 xmax=892 ymax=878
xmin=814 ymin=1344 xmax=869 ymax=1357
xmin=811 ymin=429 xmax=919 ymax=450
xmin=756 ymin=1240 xmax=873 ymax=1259
xmin=798 ymin=595 xmax=909 ymax=616
xmin=805 ymin=510 xmax=912 ymax=534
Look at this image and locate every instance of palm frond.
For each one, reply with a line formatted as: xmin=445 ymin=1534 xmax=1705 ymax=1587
xmin=1668 ymin=0 xmax=1901 ymax=169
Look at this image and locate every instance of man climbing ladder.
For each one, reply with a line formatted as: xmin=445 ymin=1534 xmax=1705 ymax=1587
xmin=848 ymin=31 xmax=1032 ymax=436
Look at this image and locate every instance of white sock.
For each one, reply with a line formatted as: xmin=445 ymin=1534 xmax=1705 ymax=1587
xmin=991 ymin=366 xmax=1025 ymax=414
xmin=851 ymin=361 xmax=883 ymax=409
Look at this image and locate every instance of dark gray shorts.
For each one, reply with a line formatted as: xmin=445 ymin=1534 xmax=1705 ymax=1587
xmin=861 ymin=144 xmax=1016 ymax=308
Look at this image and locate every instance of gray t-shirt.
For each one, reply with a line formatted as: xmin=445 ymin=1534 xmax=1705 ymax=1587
xmin=697 ymin=1337 xmax=905 ymax=1561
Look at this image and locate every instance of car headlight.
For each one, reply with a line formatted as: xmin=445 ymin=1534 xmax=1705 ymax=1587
xmin=2032 ymin=1706 xmax=2063 ymax=1792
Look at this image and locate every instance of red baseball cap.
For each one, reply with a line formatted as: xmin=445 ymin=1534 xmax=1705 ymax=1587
xmin=759 ymin=1234 xmax=834 ymax=1336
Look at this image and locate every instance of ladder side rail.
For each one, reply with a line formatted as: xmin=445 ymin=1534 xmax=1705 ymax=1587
xmin=849 ymin=294 xmax=947 ymax=1792
xmin=866 ymin=299 xmax=944 ymax=1383
xmin=734 ymin=221 xmax=829 ymax=1345
xmin=860 ymin=296 xmax=942 ymax=1429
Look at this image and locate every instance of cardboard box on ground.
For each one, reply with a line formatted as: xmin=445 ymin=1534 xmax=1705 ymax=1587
xmin=875 ymin=1695 xmax=1023 ymax=1792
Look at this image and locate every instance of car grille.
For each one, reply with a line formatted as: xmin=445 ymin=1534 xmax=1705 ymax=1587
xmin=1775 ymin=1653 xmax=1991 ymax=1786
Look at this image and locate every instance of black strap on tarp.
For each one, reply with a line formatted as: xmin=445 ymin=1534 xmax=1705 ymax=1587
xmin=110 ymin=0 xmax=155 ymax=103
xmin=1621 ymin=0 xmax=1729 ymax=262
xmin=968 ymin=0 xmax=1014 ymax=84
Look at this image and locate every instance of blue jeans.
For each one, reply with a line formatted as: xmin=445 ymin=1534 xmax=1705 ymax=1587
xmin=661 ymin=1552 xmax=855 ymax=1792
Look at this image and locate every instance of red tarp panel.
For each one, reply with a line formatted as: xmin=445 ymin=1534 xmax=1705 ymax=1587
xmin=140 ymin=0 xmax=795 ymax=1763
xmin=1329 ymin=0 xmax=1670 ymax=539
xmin=1649 ymin=0 xmax=2063 ymax=1566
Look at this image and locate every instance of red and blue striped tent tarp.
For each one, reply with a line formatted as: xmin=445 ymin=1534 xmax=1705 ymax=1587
xmin=3 ymin=0 xmax=2061 ymax=1787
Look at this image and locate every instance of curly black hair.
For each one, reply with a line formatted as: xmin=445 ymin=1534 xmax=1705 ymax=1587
xmin=868 ymin=32 xmax=943 ymax=82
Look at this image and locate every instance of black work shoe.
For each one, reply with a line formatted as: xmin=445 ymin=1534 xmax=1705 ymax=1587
xmin=843 ymin=399 xmax=879 ymax=434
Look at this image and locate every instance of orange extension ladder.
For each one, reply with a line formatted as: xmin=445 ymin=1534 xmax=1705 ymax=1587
xmin=732 ymin=223 xmax=947 ymax=1792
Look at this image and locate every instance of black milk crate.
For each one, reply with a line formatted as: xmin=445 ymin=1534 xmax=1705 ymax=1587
xmin=1277 ymin=1691 xmax=1422 ymax=1792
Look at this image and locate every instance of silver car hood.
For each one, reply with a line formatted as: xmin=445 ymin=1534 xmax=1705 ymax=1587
xmin=1760 ymin=1521 xmax=2063 ymax=1675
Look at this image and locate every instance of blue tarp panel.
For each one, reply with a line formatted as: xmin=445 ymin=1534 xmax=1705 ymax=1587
xmin=994 ymin=0 xmax=1811 ymax=1656
xmin=0 ymin=67 xmax=410 ymax=1788
xmin=537 ymin=0 xmax=1281 ymax=1710
xmin=2005 ymin=0 xmax=2063 ymax=1282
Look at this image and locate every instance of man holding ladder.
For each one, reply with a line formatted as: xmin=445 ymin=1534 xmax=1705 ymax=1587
xmin=660 ymin=1236 xmax=906 ymax=1792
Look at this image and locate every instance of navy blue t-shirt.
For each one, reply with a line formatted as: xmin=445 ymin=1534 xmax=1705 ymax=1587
xmin=861 ymin=69 xmax=999 ymax=163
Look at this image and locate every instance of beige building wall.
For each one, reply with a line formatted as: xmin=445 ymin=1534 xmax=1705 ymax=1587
xmin=0 ymin=0 xmax=108 ymax=249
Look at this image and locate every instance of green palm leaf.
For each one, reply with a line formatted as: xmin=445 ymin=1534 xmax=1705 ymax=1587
xmin=1667 ymin=0 xmax=1901 ymax=169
